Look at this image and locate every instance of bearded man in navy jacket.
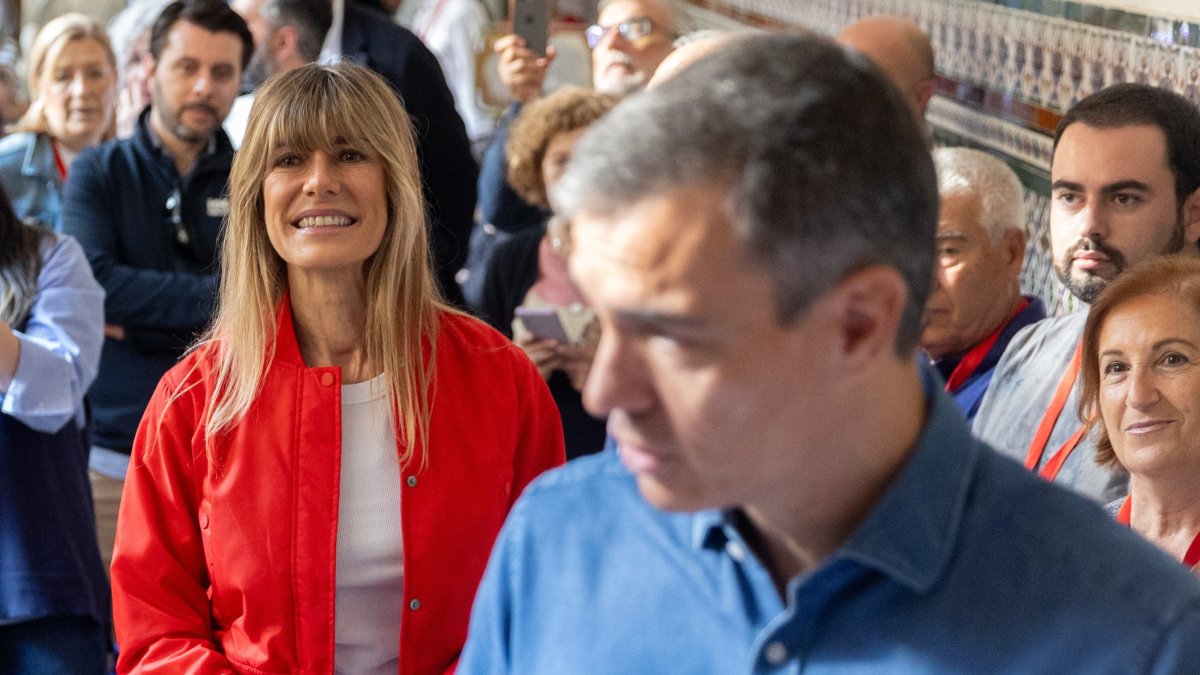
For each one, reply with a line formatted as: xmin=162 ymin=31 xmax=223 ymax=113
xmin=60 ymin=0 xmax=251 ymax=570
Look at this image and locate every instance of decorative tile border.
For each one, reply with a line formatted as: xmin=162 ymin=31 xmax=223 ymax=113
xmin=927 ymin=97 xmax=1054 ymax=172
xmin=678 ymin=0 xmax=1200 ymax=314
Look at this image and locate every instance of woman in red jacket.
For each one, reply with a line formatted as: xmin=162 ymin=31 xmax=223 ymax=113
xmin=110 ymin=62 xmax=565 ymax=674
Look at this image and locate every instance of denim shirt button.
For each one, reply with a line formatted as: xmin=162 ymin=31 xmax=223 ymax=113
xmin=764 ymin=641 xmax=788 ymax=666
xmin=726 ymin=540 xmax=746 ymax=561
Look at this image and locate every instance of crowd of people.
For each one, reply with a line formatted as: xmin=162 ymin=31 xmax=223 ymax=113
xmin=3 ymin=0 xmax=1200 ymax=673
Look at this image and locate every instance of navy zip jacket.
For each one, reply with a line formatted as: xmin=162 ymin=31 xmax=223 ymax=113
xmin=61 ymin=109 xmax=229 ymax=452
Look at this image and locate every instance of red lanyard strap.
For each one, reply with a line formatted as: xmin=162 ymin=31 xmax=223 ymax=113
xmin=416 ymin=0 xmax=451 ymax=40
xmin=1024 ymin=341 xmax=1086 ymax=482
xmin=1185 ymin=535 xmax=1200 ymax=569
xmin=944 ymin=298 xmax=1030 ymax=393
xmin=1116 ymin=495 xmax=1200 ymax=568
xmin=50 ymin=138 xmax=67 ymax=181
xmin=1116 ymin=496 xmax=1131 ymax=525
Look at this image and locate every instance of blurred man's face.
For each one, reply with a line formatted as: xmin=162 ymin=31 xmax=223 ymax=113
xmin=1050 ymin=123 xmax=1200 ymax=303
xmin=231 ymin=0 xmax=276 ymax=89
xmin=921 ymin=191 xmax=1024 ymax=359
xmin=147 ymin=20 xmax=243 ymax=144
xmin=589 ymin=0 xmax=674 ymax=95
xmin=571 ymin=182 xmax=845 ymax=512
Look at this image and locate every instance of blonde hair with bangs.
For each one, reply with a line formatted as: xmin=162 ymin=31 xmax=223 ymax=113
xmin=17 ymin=13 xmax=117 ymax=137
xmin=202 ymin=61 xmax=444 ymax=467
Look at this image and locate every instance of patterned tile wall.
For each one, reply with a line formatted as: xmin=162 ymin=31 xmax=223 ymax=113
xmin=678 ymin=0 xmax=1200 ymax=315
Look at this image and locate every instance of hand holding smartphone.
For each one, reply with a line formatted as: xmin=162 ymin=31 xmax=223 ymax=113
xmin=515 ymin=306 xmax=570 ymax=343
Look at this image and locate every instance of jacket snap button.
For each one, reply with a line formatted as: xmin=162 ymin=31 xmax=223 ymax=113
xmin=406 ymin=475 xmax=417 ymax=487
xmin=199 ymin=514 xmax=210 ymax=529
xmin=319 ymin=372 xmax=335 ymax=387
xmin=409 ymin=599 xmax=421 ymax=610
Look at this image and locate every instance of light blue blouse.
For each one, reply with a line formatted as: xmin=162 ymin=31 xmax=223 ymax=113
xmin=1 ymin=233 xmax=104 ymax=432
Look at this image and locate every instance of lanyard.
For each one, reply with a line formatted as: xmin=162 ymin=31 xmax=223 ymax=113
xmin=1116 ymin=496 xmax=1200 ymax=568
xmin=50 ymin=138 xmax=67 ymax=181
xmin=944 ymin=298 xmax=1030 ymax=393
xmin=1023 ymin=341 xmax=1088 ymax=482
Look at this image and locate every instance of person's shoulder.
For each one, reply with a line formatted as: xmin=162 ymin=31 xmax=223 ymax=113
xmin=155 ymin=341 xmax=221 ymax=400
xmin=435 ymin=308 xmax=536 ymax=371
xmin=0 ymin=130 xmax=35 ymax=160
xmin=510 ymin=450 xmax=682 ymax=528
xmin=984 ymin=311 xmax=1083 ymax=390
xmin=968 ymin=448 xmax=1200 ymax=619
xmin=40 ymin=232 xmax=91 ymax=272
xmin=523 ymin=450 xmax=631 ymax=495
xmin=73 ymin=135 xmax=139 ymax=176
xmin=438 ymin=308 xmax=517 ymax=350
xmin=1007 ymin=310 xmax=1084 ymax=353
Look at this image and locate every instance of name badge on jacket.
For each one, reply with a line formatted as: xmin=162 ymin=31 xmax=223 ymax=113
xmin=207 ymin=198 xmax=230 ymax=218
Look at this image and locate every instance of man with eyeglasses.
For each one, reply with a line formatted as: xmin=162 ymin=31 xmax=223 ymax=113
xmin=465 ymin=0 xmax=678 ymax=308
xmin=60 ymin=0 xmax=249 ymax=572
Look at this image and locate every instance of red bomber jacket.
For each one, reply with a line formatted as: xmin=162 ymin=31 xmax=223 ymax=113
xmin=111 ymin=303 xmax=566 ymax=674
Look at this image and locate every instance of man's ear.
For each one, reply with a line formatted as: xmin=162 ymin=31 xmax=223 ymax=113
xmin=1001 ymin=228 xmax=1026 ymax=277
xmin=828 ymin=266 xmax=909 ymax=373
xmin=913 ymin=79 xmax=934 ymax=117
xmin=1182 ymin=186 xmax=1200 ymax=248
xmin=274 ymin=25 xmax=304 ymax=71
xmin=142 ymin=52 xmax=157 ymax=82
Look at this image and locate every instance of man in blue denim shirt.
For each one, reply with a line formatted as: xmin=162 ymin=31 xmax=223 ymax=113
xmin=460 ymin=34 xmax=1200 ymax=673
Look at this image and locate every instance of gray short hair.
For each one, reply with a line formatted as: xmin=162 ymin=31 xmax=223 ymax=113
xmin=933 ymin=147 xmax=1026 ymax=243
xmin=262 ymin=0 xmax=332 ymax=64
xmin=553 ymin=34 xmax=938 ymax=353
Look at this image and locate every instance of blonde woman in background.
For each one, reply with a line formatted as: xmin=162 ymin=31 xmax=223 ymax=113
xmin=111 ymin=62 xmax=564 ymax=674
xmin=0 ymin=14 xmax=116 ymax=229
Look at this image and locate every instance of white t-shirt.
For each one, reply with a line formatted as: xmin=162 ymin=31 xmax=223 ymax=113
xmin=334 ymin=374 xmax=403 ymax=675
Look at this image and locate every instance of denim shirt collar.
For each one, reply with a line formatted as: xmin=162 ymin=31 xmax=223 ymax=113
xmin=692 ymin=363 xmax=979 ymax=594
xmin=21 ymin=132 xmax=56 ymax=181
xmin=836 ymin=365 xmax=978 ymax=592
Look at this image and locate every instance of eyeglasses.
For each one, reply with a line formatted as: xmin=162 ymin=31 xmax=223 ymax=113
xmin=585 ymin=16 xmax=657 ymax=49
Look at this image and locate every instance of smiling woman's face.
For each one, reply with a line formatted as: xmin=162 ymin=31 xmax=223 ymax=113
xmin=262 ymin=140 xmax=388 ymax=278
xmin=1097 ymin=292 xmax=1200 ymax=478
